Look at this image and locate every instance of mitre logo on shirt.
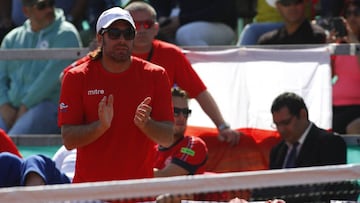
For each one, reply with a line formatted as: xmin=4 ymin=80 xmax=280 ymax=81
xmin=87 ymin=89 xmax=105 ymax=95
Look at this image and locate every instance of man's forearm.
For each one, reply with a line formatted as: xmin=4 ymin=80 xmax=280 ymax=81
xmin=141 ymin=120 xmax=174 ymax=148
xmin=61 ymin=121 xmax=108 ymax=150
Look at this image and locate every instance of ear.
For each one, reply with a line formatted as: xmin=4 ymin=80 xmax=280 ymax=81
xmin=96 ymin=33 xmax=103 ymax=46
xmin=299 ymin=108 xmax=308 ymax=120
xmin=22 ymin=6 xmax=31 ymax=18
xmin=152 ymin=22 xmax=160 ymax=36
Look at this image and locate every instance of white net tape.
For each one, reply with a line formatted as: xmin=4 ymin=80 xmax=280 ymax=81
xmin=0 ymin=164 xmax=359 ymax=203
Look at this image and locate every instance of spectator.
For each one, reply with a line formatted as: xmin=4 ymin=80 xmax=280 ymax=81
xmin=11 ymin=0 xmax=91 ymax=45
xmin=58 ymin=6 xmax=174 ymax=185
xmin=252 ymin=92 xmax=356 ymax=202
xmin=154 ymin=87 xmax=208 ymax=177
xmin=0 ymin=0 xmax=82 ymax=135
xmin=238 ymin=0 xmax=319 ymax=45
xmin=237 ymin=0 xmax=284 ymax=45
xmin=0 ymin=129 xmax=69 ymax=188
xmin=148 ymin=0 xmax=237 ymax=46
xmin=11 ymin=0 xmax=87 ymax=29
xmin=257 ymin=0 xmax=326 ymax=44
xmin=0 ymin=152 xmax=70 ymax=187
xmin=328 ymin=0 xmax=360 ymax=134
xmin=125 ymin=1 xmax=240 ymax=146
xmin=269 ymin=92 xmax=346 ymax=169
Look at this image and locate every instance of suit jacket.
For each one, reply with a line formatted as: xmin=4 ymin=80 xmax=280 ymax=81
xmin=269 ymin=123 xmax=346 ymax=169
xmin=252 ymin=124 xmax=359 ymax=203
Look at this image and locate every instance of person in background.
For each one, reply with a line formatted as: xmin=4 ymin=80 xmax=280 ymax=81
xmin=124 ymin=1 xmax=240 ymax=146
xmin=257 ymin=0 xmax=326 ymax=44
xmin=252 ymin=92 xmax=356 ymax=202
xmin=269 ymin=92 xmax=346 ymax=169
xmin=0 ymin=0 xmax=82 ymax=135
xmin=238 ymin=0 xmax=318 ymax=45
xmin=148 ymin=0 xmax=237 ymax=46
xmin=59 ymin=6 xmax=174 ymax=185
xmin=328 ymin=0 xmax=360 ymax=135
xmin=154 ymin=87 xmax=208 ymax=177
xmin=237 ymin=0 xmax=284 ymax=46
xmin=0 ymin=128 xmax=70 ymax=188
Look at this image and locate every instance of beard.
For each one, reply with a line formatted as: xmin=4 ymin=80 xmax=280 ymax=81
xmin=103 ymin=38 xmax=132 ymax=62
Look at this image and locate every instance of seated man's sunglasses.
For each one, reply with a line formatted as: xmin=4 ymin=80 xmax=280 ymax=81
xmin=100 ymin=28 xmax=136 ymax=40
xmin=34 ymin=0 xmax=55 ymax=10
xmin=173 ymin=107 xmax=192 ymax=118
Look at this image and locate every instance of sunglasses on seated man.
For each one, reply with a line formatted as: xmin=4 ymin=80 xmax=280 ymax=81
xmin=32 ymin=0 xmax=55 ymax=10
xmin=278 ymin=0 xmax=303 ymax=6
xmin=100 ymin=27 xmax=136 ymax=40
xmin=173 ymin=107 xmax=192 ymax=118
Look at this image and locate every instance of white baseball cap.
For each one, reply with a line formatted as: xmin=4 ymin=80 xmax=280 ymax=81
xmin=96 ymin=7 xmax=136 ymax=33
xmin=266 ymin=0 xmax=303 ymax=8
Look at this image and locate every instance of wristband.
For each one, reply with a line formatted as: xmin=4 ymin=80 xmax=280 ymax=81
xmin=218 ymin=122 xmax=230 ymax=131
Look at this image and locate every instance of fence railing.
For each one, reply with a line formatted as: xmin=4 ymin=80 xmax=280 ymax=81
xmin=1 ymin=43 xmax=359 ymax=60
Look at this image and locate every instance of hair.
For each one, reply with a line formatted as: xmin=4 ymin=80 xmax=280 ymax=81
xmin=124 ymin=1 xmax=157 ymax=21
xmin=171 ymin=86 xmax=189 ymax=99
xmin=271 ymin=92 xmax=308 ymax=118
xmin=344 ymin=0 xmax=360 ymax=10
xmin=22 ymin=0 xmax=37 ymax=7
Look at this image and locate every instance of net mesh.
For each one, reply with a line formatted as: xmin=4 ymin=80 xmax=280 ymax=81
xmin=0 ymin=164 xmax=359 ymax=203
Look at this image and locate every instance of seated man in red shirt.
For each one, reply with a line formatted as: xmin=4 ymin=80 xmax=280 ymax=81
xmin=154 ymin=86 xmax=213 ymax=202
xmin=154 ymin=86 xmax=208 ymax=177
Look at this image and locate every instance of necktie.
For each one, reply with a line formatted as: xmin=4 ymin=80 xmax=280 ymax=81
xmin=284 ymin=142 xmax=299 ymax=168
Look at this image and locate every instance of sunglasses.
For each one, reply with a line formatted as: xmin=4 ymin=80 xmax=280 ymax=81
xmin=135 ymin=20 xmax=155 ymax=30
xmin=345 ymin=8 xmax=360 ymax=17
xmin=101 ymin=28 xmax=136 ymax=40
xmin=33 ymin=0 xmax=55 ymax=10
xmin=279 ymin=0 xmax=303 ymax=6
xmin=173 ymin=107 xmax=192 ymax=118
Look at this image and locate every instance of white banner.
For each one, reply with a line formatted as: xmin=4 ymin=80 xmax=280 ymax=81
xmin=185 ymin=47 xmax=332 ymax=130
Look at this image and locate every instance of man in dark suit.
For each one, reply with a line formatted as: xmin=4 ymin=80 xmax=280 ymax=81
xmin=269 ymin=92 xmax=346 ymax=169
xmin=252 ymin=92 xmax=358 ymax=202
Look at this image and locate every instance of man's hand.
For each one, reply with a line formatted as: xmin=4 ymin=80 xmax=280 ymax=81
xmin=218 ymin=128 xmax=241 ymax=146
xmin=98 ymin=95 xmax=114 ymax=131
xmin=15 ymin=104 xmax=28 ymax=121
xmin=134 ymin=97 xmax=152 ymax=129
xmin=0 ymin=103 xmax=17 ymax=129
